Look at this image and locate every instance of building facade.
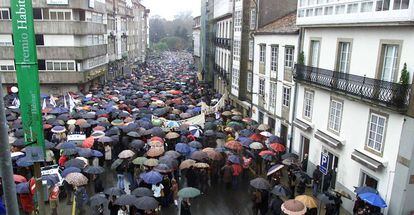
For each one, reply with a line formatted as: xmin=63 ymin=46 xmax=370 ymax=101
xmin=252 ymin=12 xmax=299 ymax=148
xmin=293 ymin=0 xmax=414 ymax=214
xmin=193 ymin=16 xmax=202 ymax=79
xmin=0 ymin=0 xmax=148 ymax=94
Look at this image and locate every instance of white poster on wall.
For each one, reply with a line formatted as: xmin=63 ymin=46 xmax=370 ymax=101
xmin=89 ymin=0 xmax=95 ymax=8
xmin=46 ymin=0 xmax=68 ymax=5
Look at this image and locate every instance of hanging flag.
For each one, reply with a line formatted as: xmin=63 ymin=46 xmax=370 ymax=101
xmin=49 ymin=95 xmax=56 ymax=107
xmin=68 ymin=93 xmax=75 ymax=113
xmin=63 ymin=95 xmax=68 ymax=109
xmin=42 ymin=98 xmax=47 ymax=110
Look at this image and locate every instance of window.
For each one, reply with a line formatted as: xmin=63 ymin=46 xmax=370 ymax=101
xmin=317 ymin=0 xmax=325 ymax=4
xmin=328 ymin=99 xmax=343 ymax=132
xmin=250 ymin=8 xmax=256 ymax=30
xmin=234 ymin=11 xmax=242 ymax=31
xmin=87 ymin=35 xmax=105 ymax=45
xmin=33 ymin=8 xmax=43 ymax=20
xmin=258 ymin=111 xmax=264 ymax=124
xmin=336 ymin=5 xmax=346 ymax=14
xmin=247 ymin=72 xmax=253 ymax=92
xmin=347 ymin=3 xmax=359 ymax=13
xmin=306 ymin=9 xmax=314 ymax=17
xmin=0 ymin=61 xmax=15 ymax=71
xmin=360 ymin=172 xmax=378 ymax=189
xmin=282 ymin=86 xmax=291 ymax=107
xmin=35 ymin=34 xmax=44 ymax=45
xmin=49 ymin=10 xmax=72 ymax=20
xmin=324 ymin=6 xmax=334 ymax=15
xmin=337 ymin=42 xmax=351 ymax=73
xmin=315 ymin=7 xmax=323 ymax=16
xmin=366 ymin=113 xmax=387 ymax=153
xmin=309 ymin=40 xmax=320 ymax=67
xmin=284 ymin=46 xmax=294 ymax=68
xmin=380 ymin=44 xmax=399 ymax=82
xmin=45 ymin=61 xmax=76 ymax=71
xmin=394 ymin=0 xmax=409 ymax=9
xmin=271 ymin=45 xmax=278 ymax=73
xmin=0 ymin=35 xmax=13 ymax=46
xmin=232 ymin=68 xmax=239 ymax=88
xmin=298 ymin=10 xmax=305 ymax=17
xmin=303 ymin=90 xmax=314 ymax=119
xmin=376 ymin=0 xmax=390 ymax=11
xmin=0 ymin=8 xmax=10 ymax=20
xmin=38 ymin=60 xmax=46 ymax=70
xmin=361 ymin=2 xmax=374 ymax=12
xmin=259 ymin=44 xmax=266 ymax=63
xmin=249 ymin=40 xmax=254 ymax=60
xmin=233 ymin=40 xmax=241 ymax=61
xmin=87 ymin=55 xmax=106 ymax=68
xmin=299 ymin=0 xmax=307 ymax=7
xmin=259 ymin=78 xmax=265 ymax=96
xmin=269 ymin=83 xmax=277 ymax=108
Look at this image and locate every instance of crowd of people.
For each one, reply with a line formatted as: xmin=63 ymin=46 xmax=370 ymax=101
xmin=2 ymin=51 xmax=386 ymax=215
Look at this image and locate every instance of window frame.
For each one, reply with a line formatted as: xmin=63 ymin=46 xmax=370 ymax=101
xmin=303 ymin=89 xmax=314 ymax=120
xmin=45 ymin=60 xmax=76 ymax=71
xmin=376 ymin=0 xmax=390 ymax=11
xmin=250 ymin=8 xmax=256 ymax=30
xmin=269 ymin=82 xmax=277 ymax=109
xmin=359 ymin=170 xmax=379 ymax=190
xmin=364 ymin=111 xmax=388 ymax=156
xmin=284 ymin=46 xmax=295 ymax=69
xmin=308 ymin=38 xmax=321 ymax=67
xmin=327 ymin=97 xmax=344 ymax=134
xmin=335 ymin=39 xmax=353 ymax=74
xmin=259 ymin=78 xmax=265 ymax=96
xmin=282 ymin=86 xmax=291 ymax=107
xmin=270 ymin=45 xmax=279 ymax=73
xmin=247 ymin=72 xmax=253 ymax=92
xmin=259 ymin=44 xmax=266 ymax=63
xmin=393 ymin=0 xmax=410 ymax=9
xmin=375 ymin=40 xmax=403 ymax=82
xmin=0 ymin=8 xmax=10 ymax=20
xmin=49 ymin=9 xmax=72 ymax=21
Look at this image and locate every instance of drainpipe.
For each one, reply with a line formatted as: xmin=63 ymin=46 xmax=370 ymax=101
xmin=288 ymin=27 xmax=304 ymax=153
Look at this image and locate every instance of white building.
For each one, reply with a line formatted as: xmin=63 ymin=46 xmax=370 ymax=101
xmin=213 ymin=0 xmax=233 ymax=95
xmin=252 ymin=12 xmax=299 ymax=147
xmin=193 ymin=16 xmax=202 ymax=79
xmin=294 ymin=0 xmax=414 ymax=214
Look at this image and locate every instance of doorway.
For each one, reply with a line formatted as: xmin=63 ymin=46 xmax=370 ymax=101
xmin=280 ymin=124 xmax=288 ymax=145
xmin=323 ymin=149 xmax=339 ymax=189
xmin=300 ymin=135 xmax=310 ymax=160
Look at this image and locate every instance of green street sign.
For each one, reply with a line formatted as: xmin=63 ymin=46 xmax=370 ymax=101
xmin=11 ymin=0 xmax=45 ymax=159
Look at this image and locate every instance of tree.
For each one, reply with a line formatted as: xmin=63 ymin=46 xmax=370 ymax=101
xmin=400 ymin=63 xmax=410 ymax=85
xmin=298 ymin=51 xmax=305 ymax=65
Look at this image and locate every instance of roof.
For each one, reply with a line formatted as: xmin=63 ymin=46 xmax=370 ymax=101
xmin=255 ymin=12 xmax=299 ymax=35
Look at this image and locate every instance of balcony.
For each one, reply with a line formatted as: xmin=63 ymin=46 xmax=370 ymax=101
xmin=214 ymin=63 xmax=230 ymax=83
xmin=1 ymin=45 xmax=107 ymax=60
xmin=0 ymin=20 xmax=106 ymax=35
xmin=0 ymin=0 xmax=106 ymax=13
xmin=295 ymin=64 xmax=411 ymax=111
xmin=214 ymin=37 xmax=232 ymax=50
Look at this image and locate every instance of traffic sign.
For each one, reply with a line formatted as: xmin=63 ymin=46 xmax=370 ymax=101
xmin=319 ymin=152 xmax=329 ymax=175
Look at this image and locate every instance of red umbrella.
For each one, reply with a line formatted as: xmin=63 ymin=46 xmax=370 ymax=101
xmin=259 ymin=150 xmax=276 ymax=157
xmin=150 ymin=137 xmax=164 ymax=144
xmin=250 ymin=133 xmax=264 ymax=142
xmin=93 ymin=126 xmax=106 ymax=132
xmin=269 ymin=143 xmax=285 ymax=152
xmin=225 ymin=140 xmax=243 ymax=151
xmin=82 ymin=137 xmax=95 ymax=148
xmin=14 ymin=174 xmax=27 ymax=183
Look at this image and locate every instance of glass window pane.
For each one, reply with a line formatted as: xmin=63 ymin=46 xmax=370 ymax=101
xmin=65 ymin=12 xmax=71 ymax=20
xmin=58 ymin=12 xmax=64 ymax=20
xmin=54 ymin=62 xmax=60 ymax=70
xmin=50 ymin=12 xmax=57 ymax=20
xmin=61 ymin=62 xmax=67 ymax=70
xmin=68 ymin=62 xmax=75 ymax=70
xmin=46 ymin=62 xmax=53 ymax=70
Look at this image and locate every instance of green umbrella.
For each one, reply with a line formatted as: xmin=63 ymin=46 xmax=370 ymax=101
xmin=178 ymin=187 xmax=201 ymax=198
xmin=152 ymin=119 xmax=163 ymax=127
xmin=132 ymin=157 xmax=148 ymax=165
xmin=111 ymin=158 xmax=124 ymax=170
xmin=226 ymin=121 xmax=244 ymax=128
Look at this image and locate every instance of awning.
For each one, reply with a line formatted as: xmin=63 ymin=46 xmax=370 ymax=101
xmin=314 ymin=130 xmax=343 ymax=148
xmin=293 ymin=118 xmax=312 ymax=131
xmin=351 ymin=150 xmax=383 ymax=171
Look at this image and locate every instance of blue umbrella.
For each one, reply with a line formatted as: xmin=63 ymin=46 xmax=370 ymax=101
xmin=175 ymin=143 xmax=191 ymax=155
xmin=42 ymin=174 xmax=59 ymax=186
xmin=16 ymin=182 xmax=30 ymax=194
xmin=188 ymin=141 xmax=202 ymax=149
xmin=77 ymin=148 xmax=93 ymax=158
xmin=268 ymin=135 xmax=282 ymax=143
xmin=166 ymin=121 xmax=180 ymax=128
xmin=238 ymin=137 xmax=253 ymax=147
xmin=240 ymin=129 xmax=254 ymax=137
xmin=56 ymin=141 xmax=76 ymax=150
xmin=91 ymin=150 xmax=103 ymax=157
xmin=62 ymin=167 xmax=81 ymax=177
xmin=228 ymin=155 xmax=241 ymax=164
xmin=16 ymin=157 xmax=33 ymax=167
xmin=359 ymin=192 xmax=387 ymax=208
xmin=354 ymin=186 xmax=378 ymax=195
xmin=141 ymin=171 xmax=163 ymax=185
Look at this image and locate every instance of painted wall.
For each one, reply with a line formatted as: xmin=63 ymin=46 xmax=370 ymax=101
xmin=214 ymin=0 xmax=233 ymax=19
xmin=44 ymin=35 xmax=75 ymax=46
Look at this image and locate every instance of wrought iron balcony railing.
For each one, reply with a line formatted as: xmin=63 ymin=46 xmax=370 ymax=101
xmin=295 ymin=64 xmax=411 ymax=111
xmin=214 ymin=37 xmax=231 ymax=50
xmin=214 ymin=63 xmax=230 ymax=83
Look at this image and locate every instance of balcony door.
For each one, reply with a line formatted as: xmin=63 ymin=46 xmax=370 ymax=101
xmin=380 ymin=44 xmax=399 ymax=82
xmin=309 ymin=40 xmax=320 ymax=67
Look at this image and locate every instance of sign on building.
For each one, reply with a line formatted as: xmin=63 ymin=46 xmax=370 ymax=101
xmin=320 ymin=152 xmax=329 ymax=175
xmin=46 ymin=0 xmax=69 ymax=5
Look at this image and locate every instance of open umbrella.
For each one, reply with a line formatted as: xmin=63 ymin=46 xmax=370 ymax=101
xmin=179 ymin=159 xmax=196 ymax=170
xmin=249 ymin=142 xmax=264 ymax=150
xmin=130 ymin=140 xmax=145 ymax=150
xmin=190 ymin=151 xmax=208 ymax=161
xmin=359 ymin=192 xmax=387 ymax=208
xmin=153 ymin=164 xmax=172 ymax=173
xmin=13 ymin=174 xmax=27 ymax=183
xmin=141 ymin=171 xmax=163 ymax=184
xmin=115 ymin=194 xmax=138 ymax=206
xmin=354 ymin=186 xmax=378 ymax=195
xmin=104 ymin=187 xmax=126 ymax=196
xmin=194 ymin=162 xmax=210 ymax=168
xmin=178 ymin=187 xmax=201 ymax=198
xmin=271 ymin=184 xmax=292 ymax=197
xmin=228 ymin=155 xmax=241 ymax=164
xmin=65 ymin=172 xmax=88 ymax=187
xmin=118 ymin=150 xmax=135 ymax=159
xmin=132 ymin=187 xmax=153 ymax=197
xmin=295 ymin=195 xmax=318 ymax=209
xmin=165 ymin=132 xmax=180 ymax=139
xmin=282 ymin=153 xmax=299 ymax=160
xmin=188 ymin=141 xmax=202 ymax=149
xmin=146 ymin=147 xmax=164 ymax=157
xmin=267 ymin=164 xmax=284 ymax=176
xmin=175 ymin=143 xmax=191 ymax=155
xmin=83 ymin=166 xmax=105 ymax=175
xmin=144 ymin=158 xmax=159 ymax=167
xmin=89 ymin=193 xmax=108 ymax=207
xmin=16 ymin=182 xmax=30 ymax=194
xmin=62 ymin=167 xmax=81 ymax=177
xmin=111 ymin=158 xmax=124 ymax=170
xmin=134 ymin=196 xmax=159 ymax=210
xmin=260 ymin=131 xmax=272 ymax=137
xmin=56 ymin=141 xmax=76 ymax=150
xmin=164 ymin=150 xmax=181 ymax=159
xmin=225 ymin=140 xmax=243 ymax=151
xmin=250 ymin=177 xmax=271 ymax=190
xmin=257 ymin=124 xmax=269 ymax=131
xmin=202 ymin=148 xmax=223 ymax=160
xmin=270 ymin=143 xmax=286 ymax=152
xmin=64 ymin=159 xmax=86 ymax=169
xmin=281 ymin=199 xmax=307 ymax=215
xmin=316 ymin=193 xmax=334 ymax=204
xmin=133 ymin=157 xmax=148 ymax=165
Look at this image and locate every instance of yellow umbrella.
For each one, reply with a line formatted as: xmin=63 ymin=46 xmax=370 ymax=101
xmin=295 ymin=195 xmax=318 ymax=209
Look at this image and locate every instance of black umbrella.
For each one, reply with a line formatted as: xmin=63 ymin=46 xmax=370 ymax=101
xmin=317 ymin=193 xmax=335 ymax=204
xmin=114 ymin=194 xmax=138 ymax=206
xmin=83 ymin=166 xmax=105 ymax=175
xmin=134 ymin=196 xmax=159 ymax=210
xmin=151 ymin=127 xmax=165 ymax=138
xmin=104 ymin=187 xmax=126 ymax=196
xmin=250 ymin=177 xmax=271 ymax=190
xmin=130 ymin=139 xmax=145 ymax=150
xmin=281 ymin=153 xmax=299 ymax=160
xmin=64 ymin=159 xmax=86 ymax=169
xmin=131 ymin=187 xmax=153 ymax=197
xmin=12 ymin=139 xmax=25 ymax=147
xmin=271 ymin=184 xmax=292 ymax=197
